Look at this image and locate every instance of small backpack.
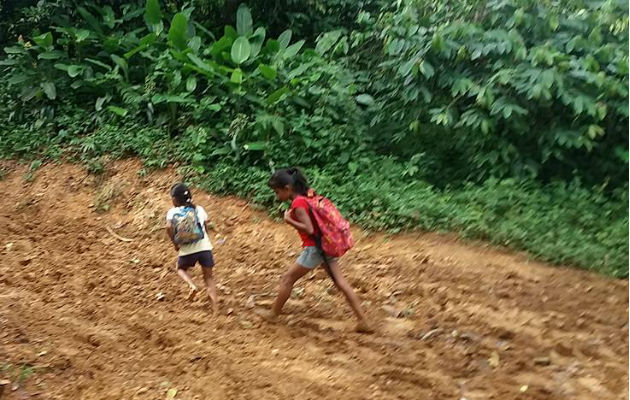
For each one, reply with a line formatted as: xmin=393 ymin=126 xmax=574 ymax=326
xmin=303 ymin=189 xmax=354 ymax=258
xmin=172 ymin=206 xmax=204 ymax=245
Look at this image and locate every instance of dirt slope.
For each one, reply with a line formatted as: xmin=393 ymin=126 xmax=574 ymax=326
xmin=0 ymin=160 xmax=627 ymax=400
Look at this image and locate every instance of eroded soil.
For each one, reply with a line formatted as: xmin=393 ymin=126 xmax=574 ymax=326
xmin=0 ymin=160 xmax=627 ymax=400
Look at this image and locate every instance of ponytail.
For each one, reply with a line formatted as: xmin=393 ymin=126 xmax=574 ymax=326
xmin=287 ymin=167 xmax=309 ymax=196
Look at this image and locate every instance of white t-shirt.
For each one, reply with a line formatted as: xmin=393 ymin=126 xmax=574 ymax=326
xmin=166 ymin=205 xmax=213 ymax=256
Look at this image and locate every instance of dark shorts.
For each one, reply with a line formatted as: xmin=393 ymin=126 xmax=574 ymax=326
xmin=177 ymin=250 xmax=215 ymax=270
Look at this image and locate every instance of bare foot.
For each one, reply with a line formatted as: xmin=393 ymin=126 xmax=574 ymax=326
xmin=254 ymin=308 xmax=279 ymax=323
xmin=187 ymin=286 xmax=198 ymax=301
xmin=354 ymin=320 xmax=374 ymax=334
xmin=206 ymin=290 xmax=219 ymax=314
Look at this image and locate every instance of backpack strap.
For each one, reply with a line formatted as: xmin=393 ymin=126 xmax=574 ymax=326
xmin=184 ymin=205 xmax=204 ymax=230
xmin=305 ymin=200 xmax=337 ymax=285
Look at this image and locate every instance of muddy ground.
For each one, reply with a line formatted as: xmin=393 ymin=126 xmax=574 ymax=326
xmin=0 ymin=160 xmax=627 ymax=399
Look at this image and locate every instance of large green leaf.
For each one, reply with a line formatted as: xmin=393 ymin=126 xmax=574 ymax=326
xmin=211 ymin=35 xmax=233 ymax=58
xmin=266 ymin=86 xmax=289 ymax=104
xmin=258 ymin=64 xmax=277 ymax=80
xmin=53 ymin=63 xmax=69 ymax=72
xmin=67 ymin=65 xmax=84 ymax=78
xmin=230 ymin=68 xmax=243 ymax=84
xmin=108 ymin=106 xmax=128 ymax=116
xmin=140 ymin=32 xmax=158 ymax=46
xmin=243 ymin=141 xmax=267 ymax=151
xmin=95 ymin=97 xmax=107 ymax=111
xmin=249 ymin=27 xmax=265 ymax=58
xmin=168 ymin=13 xmax=189 ymax=51
xmin=540 ymin=69 xmax=554 ymax=88
xmin=418 ymin=60 xmax=435 ymax=79
xmin=187 ymin=53 xmax=214 ymax=75
xmin=85 ymin=58 xmax=112 ymax=71
xmin=315 ymin=30 xmax=341 ymax=55
xmin=271 ymin=119 xmax=284 ymax=136
xmin=110 ymin=54 xmax=128 ymax=78
xmin=282 ymin=40 xmax=304 ymax=59
xmin=8 ymin=73 xmax=29 ymax=85
xmin=277 ymin=30 xmax=292 ymax=50
xmin=587 ymin=124 xmax=604 ymax=139
xmin=188 ymin=36 xmax=201 ymax=53
xmin=231 ymin=37 xmax=251 ymax=65
xmin=102 ymin=6 xmax=116 ymax=29
xmin=398 ymin=59 xmax=414 ymax=77
xmin=224 ymin=26 xmax=238 ymax=40
xmin=264 ymin=40 xmax=280 ymax=56
xmin=38 ymin=50 xmax=65 ymax=60
xmin=20 ymin=86 xmax=40 ymax=101
xmin=356 ymin=94 xmax=375 ymax=106
xmin=75 ymin=29 xmax=90 ymax=42
xmin=4 ymin=46 xmax=25 ymax=54
xmin=33 ymin=32 xmax=53 ymax=48
xmin=236 ymin=4 xmax=253 ymax=36
xmin=144 ymin=0 xmax=162 ymax=26
xmin=211 ymin=146 xmax=231 ymax=156
xmin=41 ymin=82 xmax=56 ymax=99
xmin=186 ymin=76 xmax=197 ymax=92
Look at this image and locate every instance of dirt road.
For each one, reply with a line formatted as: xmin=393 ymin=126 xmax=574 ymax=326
xmin=0 ymin=160 xmax=627 ymax=399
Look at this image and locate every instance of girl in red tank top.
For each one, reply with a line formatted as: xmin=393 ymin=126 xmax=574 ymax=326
xmin=256 ymin=167 xmax=371 ymax=333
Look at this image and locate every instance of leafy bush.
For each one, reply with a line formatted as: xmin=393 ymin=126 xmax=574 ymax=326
xmin=201 ymin=160 xmax=629 ymax=277
xmin=348 ymin=0 xmax=628 ymax=186
xmin=0 ymin=1 xmax=370 ymax=170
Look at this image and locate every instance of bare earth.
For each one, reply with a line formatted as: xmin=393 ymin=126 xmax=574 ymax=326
xmin=0 ymin=160 xmax=627 ymax=400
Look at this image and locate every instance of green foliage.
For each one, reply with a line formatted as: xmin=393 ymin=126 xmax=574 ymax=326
xmin=0 ymin=1 xmax=321 ymax=149
xmin=168 ymin=13 xmax=189 ymax=50
xmin=350 ymin=0 xmax=628 ymax=186
xmin=144 ymin=0 xmax=163 ymax=27
xmin=1 ymin=362 xmax=36 ymax=390
xmin=248 ymin=0 xmax=384 ymax=43
xmin=231 ymin=36 xmax=251 ymax=64
xmin=236 ymin=4 xmax=253 ymax=36
xmin=202 ymin=160 xmax=629 ymax=278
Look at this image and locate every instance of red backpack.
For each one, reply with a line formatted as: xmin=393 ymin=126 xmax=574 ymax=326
xmin=303 ymin=189 xmax=354 ymax=258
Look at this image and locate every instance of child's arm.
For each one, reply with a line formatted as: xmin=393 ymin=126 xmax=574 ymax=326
xmin=165 ymin=221 xmax=179 ymax=251
xmin=284 ymin=208 xmax=314 ymax=235
xmin=199 ymin=207 xmax=214 ymax=232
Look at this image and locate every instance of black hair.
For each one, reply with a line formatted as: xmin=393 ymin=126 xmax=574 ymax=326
xmin=170 ymin=182 xmax=196 ymax=208
xmin=268 ymin=167 xmax=310 ymax=196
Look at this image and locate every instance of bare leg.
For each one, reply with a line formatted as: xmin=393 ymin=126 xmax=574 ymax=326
xmin=327 ymin=259 xmax=372 ymax=333
xmin=201 ymin=267 xmax=219 ymax=314
xmin=264 ymin=263 xmax=310 ymax=318
xmin=176 ymin=262 xmax=198 ymax=300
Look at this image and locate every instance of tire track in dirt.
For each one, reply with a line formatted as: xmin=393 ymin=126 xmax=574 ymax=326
xmin=0 ymin=160 xmax=627 ymax=400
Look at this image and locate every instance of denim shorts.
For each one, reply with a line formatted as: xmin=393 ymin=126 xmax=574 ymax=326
xmin=297 ymin=246 xmax=338 ymax=269
xmin=177 ymin=250 xmax=215 ymax=270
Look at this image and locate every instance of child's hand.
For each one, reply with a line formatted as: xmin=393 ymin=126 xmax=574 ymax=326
xmin=283 ymin=209 xmax=293 ymax=223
